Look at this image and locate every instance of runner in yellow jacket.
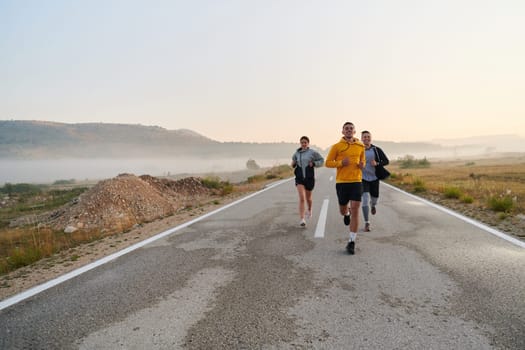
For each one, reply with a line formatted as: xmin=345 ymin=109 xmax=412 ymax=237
xmin=325 ymin=121 xmax=365 ymax=255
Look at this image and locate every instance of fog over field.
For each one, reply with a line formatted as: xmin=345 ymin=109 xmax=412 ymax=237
xmin=0 ymin=157 xmax=291 ymax=184
xmin=3 ymin=148 xmax=524 ymax=185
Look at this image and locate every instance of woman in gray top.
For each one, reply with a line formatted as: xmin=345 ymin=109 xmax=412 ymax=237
xmin=291 ymin=136 xmax=324 ymax=227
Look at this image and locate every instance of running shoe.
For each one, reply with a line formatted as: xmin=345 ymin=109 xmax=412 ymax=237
xmin=343 ymin=214 xmax=350 ymax=226
xmin=364 ymin=223 xmax=370 ymax=232
xmin=346 ymin=241 xmax=355 ymax=255
xmin=300 ymin=219 xmax=306 ymax=227
xmin=371 ymin=206 xmax=376 ymax=215
xmin=305 ymin=210 xmax=311 ymax=219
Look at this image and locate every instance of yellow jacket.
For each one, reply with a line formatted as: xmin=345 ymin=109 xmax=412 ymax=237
xmin=325 ymin=137 xmax=366 ymax=183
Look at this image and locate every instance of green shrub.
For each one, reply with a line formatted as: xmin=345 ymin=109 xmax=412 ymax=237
xmin=201 ymin=177 xmax=233 ymax=195
xmin=418 ymin=157 xmax=431 ymax=167
xmin=247 ymin=174 xmax=266 ymax=183
xmin=201 ymin=176 xmax=222 ymax=189
xmin=264 ymin=164 xmax=293 ymax=179
xmin=443 ymin=186 xmax=462 ymax=199
xmin=0 ymin=259 xmax=8 ymax=275
xmin=497 ymin=212 xmax=509 ymax=220
xmin=220 ymin=182 xmax=233 ymax=195
xmin=413 ymin=178 xmax=426 ymax=193
xmin=460 ymin=195 xmax=474 ymax=204
xmin=397 ymin=155 xmax=431 ymax=169
xmin=487 ymin=196 xmax=514 ymax=212
xmin=7 ymin=246 xmax=43 ymax=269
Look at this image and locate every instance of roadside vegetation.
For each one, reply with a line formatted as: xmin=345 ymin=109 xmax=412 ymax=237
xmin=397 ymin=155 xmax=431 ymax=169
xmin=1 ymin=181 xmax=93 ymax=275
xmin=0 ymin=183 xmax=89 ymax=229
xmin=386 ymin=155 xmax=524 ymax=235
xmin=0 ymin=165 xmax=294 ymax=276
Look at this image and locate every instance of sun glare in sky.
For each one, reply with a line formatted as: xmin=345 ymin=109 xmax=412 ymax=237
xmin=1 ymin=0 xmax=524 ymax=148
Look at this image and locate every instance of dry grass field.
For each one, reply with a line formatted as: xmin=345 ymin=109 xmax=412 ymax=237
xmin=386 ymin=153 xmax=525 ymax=238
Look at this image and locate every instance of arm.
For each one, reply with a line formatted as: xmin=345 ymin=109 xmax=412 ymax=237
xmin=376 ymin=147 xmax=389 ymax=166
xmin=312 ymin=151 xmax=324 ymax=167
xmin=358 ymin=148 xmax=366 ymax=169
xmin=324 ymin=145 xmax=342 ymax=168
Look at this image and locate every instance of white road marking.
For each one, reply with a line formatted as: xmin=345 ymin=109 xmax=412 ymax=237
xmin=384 ymin=182 xmax=525 ymax=249
xmin=314 ymin=199 xmax=329 ymax=238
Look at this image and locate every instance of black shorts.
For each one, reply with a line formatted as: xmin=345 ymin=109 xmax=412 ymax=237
xmin=362 ymin=179 xmax=380 ymax=198
xmin=336 ymin=182 xmax=363 ymax=205
xmin=296 ymin=177 xmax=315 ymax=191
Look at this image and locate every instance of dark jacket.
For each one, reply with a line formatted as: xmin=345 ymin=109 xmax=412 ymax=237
xmin=372 ymin=144 xmax=389 ymax=166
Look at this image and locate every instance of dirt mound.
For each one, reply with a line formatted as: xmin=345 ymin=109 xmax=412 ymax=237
xmin=139 ymin=175 xmax=210 ymax=200
xmin=48 ymin=174 xmax=213 ymax=234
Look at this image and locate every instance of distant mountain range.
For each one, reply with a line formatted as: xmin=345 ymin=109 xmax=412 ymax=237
xmin=1 ymin=120 xmax=524 ymax=160
xmin=0 ymin=120 xmax=303 ymax=159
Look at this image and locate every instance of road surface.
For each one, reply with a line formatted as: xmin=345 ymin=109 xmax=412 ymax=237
xmin=1 ymin=168 xmax=524 ymax=349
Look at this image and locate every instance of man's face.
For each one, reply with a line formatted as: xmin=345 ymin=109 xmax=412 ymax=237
xmin=342 ymin=124 xmax=355 ymax=138
xmin=361 ymin=132 xmax=371 ymax=145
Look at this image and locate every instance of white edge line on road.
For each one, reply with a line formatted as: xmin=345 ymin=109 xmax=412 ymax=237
xmin=0 ymin=177 xmax=294 ymax=311
xmin=383 ymin=182 xmax=525 ymax=249
xmin=314 ymin=199 xmax=329 ymax=238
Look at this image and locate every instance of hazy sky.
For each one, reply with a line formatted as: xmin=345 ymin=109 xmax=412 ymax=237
xmin=2 ymin=0 xmax=524 ymax=148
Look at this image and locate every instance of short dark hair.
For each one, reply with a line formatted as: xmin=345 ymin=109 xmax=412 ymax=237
xmin=361 ymin=130 xmax=370 ymax=135
xmin=343 ymin=122 xmax=354 ymax=128
xmin=300 ymin=136 xmax=310 ymax=143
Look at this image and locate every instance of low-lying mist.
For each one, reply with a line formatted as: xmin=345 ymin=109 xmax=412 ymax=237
xmin=2 ymin=140 xmax=524 ymax=185
xmin=1 ymin=157 xmax=291 ymax=185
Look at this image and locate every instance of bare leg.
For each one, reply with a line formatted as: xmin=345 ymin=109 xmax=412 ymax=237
xmin=296 ymin=184 xmax=306 ymax=219
xmin=305 ymin=190 xmax=313 ymax=215
xmin=339 ymin=204 xmax=349 ymax=216
xmin=349 ymin=200 xmax=360 ymax=234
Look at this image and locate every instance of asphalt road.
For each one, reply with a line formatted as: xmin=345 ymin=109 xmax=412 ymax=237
xmin=1 ymin=167 xmax=524 ymax=349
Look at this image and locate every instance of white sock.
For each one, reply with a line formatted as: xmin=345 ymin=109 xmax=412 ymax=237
xmin=349 ymin=232 xmax=357 ymax=242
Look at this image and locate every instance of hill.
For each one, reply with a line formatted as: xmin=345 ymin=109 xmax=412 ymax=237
xmin=2 ymin=120 xmax=523 ymax=161
xmin=0 ymin=120 xmax=304 ymax=159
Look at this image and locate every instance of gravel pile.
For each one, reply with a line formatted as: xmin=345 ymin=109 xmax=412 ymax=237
xmin=47 ymin=173 xmax=213 ymax=234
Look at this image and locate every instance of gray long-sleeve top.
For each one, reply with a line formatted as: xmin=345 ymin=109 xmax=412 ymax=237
xmin=292 ymin=147 xmax=324 ymax=179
